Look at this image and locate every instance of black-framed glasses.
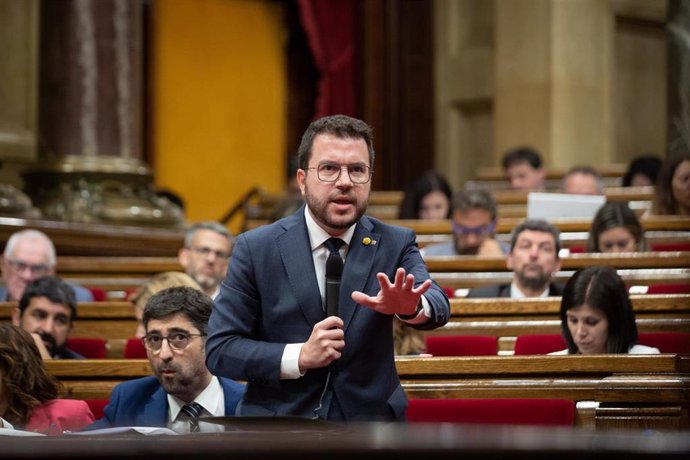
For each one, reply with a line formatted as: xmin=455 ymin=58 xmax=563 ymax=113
xmin=5 ymin=258 xmax=52 ymax=276
xmin=188 ymin=246 xmax=231 ymax=260
xmin=452 ymin=222 xmax=496 ymax=237
xmin=143 ymin=332 xmax=207 ymax=352
xmin=306 ymin=162 xmax=372 ymax=184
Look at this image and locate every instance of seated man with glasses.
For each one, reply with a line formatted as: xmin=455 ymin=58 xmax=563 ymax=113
xmin=86 ymin=286 xmax=244 ymax=432
xmin=1 ymin=229 xmax=93 ymax=302
xmin=421 ymin=189 xmax=508 ymax=257
xmin=178 ymin=222 xmax=233 ymax=300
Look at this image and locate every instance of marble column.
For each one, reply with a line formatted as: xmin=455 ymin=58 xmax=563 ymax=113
xmin=667 ymin=0 xmax=690 ymax=155
xmin=22 ymin=0 xmax=182 ymax=225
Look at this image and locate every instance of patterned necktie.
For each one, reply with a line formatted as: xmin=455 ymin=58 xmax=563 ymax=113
xmin=180 ymin=402 xmax=204 ymax=433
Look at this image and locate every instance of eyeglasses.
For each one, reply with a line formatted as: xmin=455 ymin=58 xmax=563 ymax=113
xmin=306 ymin=162 xmax=372 ymax=184
xmin=452 ymin=222 xmax=496 ymax=237
xmin=5 ymin=259 xmax=52 ymax=276
xmin=143 ymin=332 xmax=206 ymax=352
xmin=188 ymin=246 xmax=231 ymax=260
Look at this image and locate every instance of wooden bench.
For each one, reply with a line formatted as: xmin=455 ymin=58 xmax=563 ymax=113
xmin=475 ymin=164 xmax=629 ymax=181
xmin=44 ymin=354 xmax=690 ymax=430
xmin=0 ymin=217 xmax=185 ymax=257
xmin=433 ymin=268 xmax=690 ymax=290
xmin=397 ymin=354 xmax=690 ymax=430
xmin=433 ymin=295 xmax=690 ymax=351
xmin=425 ymin=252 xmax=690 ymax=272
xmin=389 ymin=216 xmax=690 ymax=236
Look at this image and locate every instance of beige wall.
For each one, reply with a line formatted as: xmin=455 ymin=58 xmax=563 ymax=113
xmin=435 ymin=0 xmax=668 ymax=185
xmin=152 ymin=0 xmax=286 ymax=232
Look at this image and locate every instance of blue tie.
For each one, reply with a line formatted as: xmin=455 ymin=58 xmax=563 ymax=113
xmin=181 ymin=402 xmax=204 ymax=433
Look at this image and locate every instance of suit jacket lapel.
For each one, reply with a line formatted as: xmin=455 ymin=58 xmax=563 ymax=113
xmin=142 ymin=385 xmax=169 ymax=426
xmin=276 ymin=210 xmax=323 ymax=326
xmin=340 ymin=217 xmax=379 ymax=332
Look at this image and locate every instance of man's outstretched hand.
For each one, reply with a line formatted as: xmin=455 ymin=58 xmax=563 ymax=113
xmin=351 ymin=268 xmax=431 ymax=316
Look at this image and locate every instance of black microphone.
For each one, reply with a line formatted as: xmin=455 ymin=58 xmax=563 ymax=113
xmin=325 ymin=252 xmax=343 ymax=318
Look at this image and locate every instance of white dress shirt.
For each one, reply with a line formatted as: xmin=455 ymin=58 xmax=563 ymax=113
xmin=167 ymin=376 xmax=225 ymax=433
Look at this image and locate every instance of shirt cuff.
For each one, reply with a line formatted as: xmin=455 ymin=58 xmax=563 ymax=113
xmin=397 ymin=295 xmax=431 ymax=325
xmin=280 ymin=343 xmax=305 ymax=379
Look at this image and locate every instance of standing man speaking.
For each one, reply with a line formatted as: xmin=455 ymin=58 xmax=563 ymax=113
xmin=206 ymin=115 xmax=449 ymax=421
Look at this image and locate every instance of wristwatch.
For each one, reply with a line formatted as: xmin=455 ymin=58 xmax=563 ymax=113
xmin=397 ymin=299 xmax=423 ymax=320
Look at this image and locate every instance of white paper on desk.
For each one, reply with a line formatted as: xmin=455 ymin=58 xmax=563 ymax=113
xmin=70 ymin=426 xmax=178 ymax=436
xmin=0 ymin=428 xmax=46 ymax=437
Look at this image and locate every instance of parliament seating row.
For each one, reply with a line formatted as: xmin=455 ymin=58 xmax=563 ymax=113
xmin=4 ymin=294 xmax=688 ymax=356
xmin=45 ymin=354 xmax=690 ymax=430
xmin=425 ymin=332 xmax=690 ymax=357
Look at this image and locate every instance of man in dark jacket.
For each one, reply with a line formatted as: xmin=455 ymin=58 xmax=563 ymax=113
xmin=467 ymin=219 xmax=564 ymax=298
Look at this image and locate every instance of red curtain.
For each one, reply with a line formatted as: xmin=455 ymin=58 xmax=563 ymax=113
xmin=297 ymin=0 xmax=356 ymax=119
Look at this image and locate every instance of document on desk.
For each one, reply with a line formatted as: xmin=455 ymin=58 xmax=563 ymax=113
xmin=70 ymin=426 xmax=178 ymax=436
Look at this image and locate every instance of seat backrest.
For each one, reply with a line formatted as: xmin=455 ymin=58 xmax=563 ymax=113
xmin=638 ymin=332 xmax=690 ymax=353
xmin=645 ymin=284 xmax=690 ymax=295
xmin=407 ymin=398 xmax=575 ymax=426
xmin=425 ymin=335 xmax=497 ymax=356
xmin=87 ymin=287 xmax=107 ymax=302
xmin=84 ymin=399 xmax=109 ymax=420
xmin=66 ymin=338 xmax=107 ymax=359
xmin=123 ymin=337 xmax=148 ymax=359
xmin=513 ymin=334 xmax=567 ymax=355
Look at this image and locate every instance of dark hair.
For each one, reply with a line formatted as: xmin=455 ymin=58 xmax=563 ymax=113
xmin=452 ymin=189 xmax=498 ymax=221
xmin=509 ymin=219 xmax=561 ymax=255
xmin=502 ymin=147 xmax=543 ymax=170
xmin=622 ymin=154 xmax=662 ymax=187
xmin=398 ymin=170 xmax=453 ymax=219
xmin=587 ymin=202 xmax=647 ymax=252
xmin=18 ymin=276 xmax=78 ymax=322
xmin=296 ymin=115 xmax=375 ymax=170
xmin=562 ymin=165 xmax=604 ymax=194
xmin=0 ymin=324 xmax=61 ymax=427
xmin=654 ymin=152 xmax=690 ymax=215
xmin=143 ymin=286 xmax=212 ymax=335
xmin=559 ymin=266 xmax=638 ymax=354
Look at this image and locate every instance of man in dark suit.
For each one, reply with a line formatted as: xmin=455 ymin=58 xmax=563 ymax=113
xmin=87 ymin=287 xmax=244 ymax=432
xmin=206 ymin=115 xmax=450 ymax=422
xmin=467 ymin=219 xmax=564 ymax=298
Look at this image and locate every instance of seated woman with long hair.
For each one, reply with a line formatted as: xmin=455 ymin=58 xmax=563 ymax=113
xmin=552 ymin=266 xmax=659 ymax=355
xmin=0 ymin=324 xmax=94 ymax=433
xmin=587 ymin=202 xmax=647 ymax=253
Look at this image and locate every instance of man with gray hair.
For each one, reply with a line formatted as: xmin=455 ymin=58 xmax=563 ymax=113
xmin=562 ymin=165 xmax=604 ymax=195
xmin=467 ymin=219 xmax=564 ymax=298
xmin=1 ymin=229 xmax=93 ymax=302
xmin=422 ymin=189 xmax=508 ymax=257
xmin=178 ymin=222 xmax=233 ymax=299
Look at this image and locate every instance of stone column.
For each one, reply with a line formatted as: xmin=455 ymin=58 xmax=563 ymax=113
xmin=667 ymin=0 xmax=690 ymax=155
xmin=493 ymin=0 xmax=614 ymax=168
xmin=22 ymin=0 xmax=182 ymax=225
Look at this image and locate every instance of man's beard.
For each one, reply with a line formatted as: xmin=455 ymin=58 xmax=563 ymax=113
xmin=456 ymin=244 xmax=479 ymax=255
xmin=37 ymin=331 xmax=60 ymax=357
xmin=515 ymin=264 xmax=551 ymax=292
xmin=304 ymin=184 xmax=367 ymax=231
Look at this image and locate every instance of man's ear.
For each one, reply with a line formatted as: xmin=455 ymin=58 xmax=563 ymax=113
xmin=506 ymin=253 xmax=514 ymax=271
xmin=296 ymin=169 xmax=306 ymax=196
xmin=11 ymin=307 xmax=21 ymax=326
xmin=178 ymin=247 xmax=189 ymax=268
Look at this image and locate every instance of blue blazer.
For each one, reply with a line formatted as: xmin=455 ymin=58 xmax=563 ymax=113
xmin=206 ymin=207 xmax=450 ymax=421
xmin=85 ymin=376 xmax=245 ymax=429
